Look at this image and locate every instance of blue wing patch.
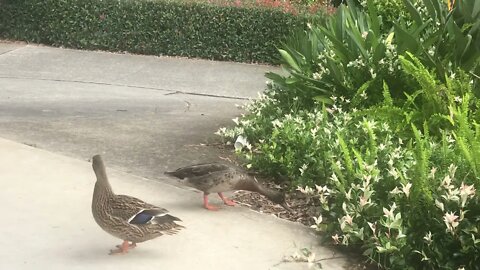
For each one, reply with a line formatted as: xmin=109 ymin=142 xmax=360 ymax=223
xmin=129 ymin=211 xmax=154 ymax=224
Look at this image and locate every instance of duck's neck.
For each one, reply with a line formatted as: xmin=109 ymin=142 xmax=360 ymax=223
xmin=245 ymin=180 xmax=277 ymax=200
xmin=93 ymin=179 xmax=114 ymax=201
xmin=92 ymin=156 xmax=114 ymax=200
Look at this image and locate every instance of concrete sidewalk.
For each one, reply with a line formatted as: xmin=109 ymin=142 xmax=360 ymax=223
xmin=0 ymin=42 xmax=277 ymax=183
xmin=0 ymin=42 xmax=352 ymax=269
xmin=0 ymin=138 xmax=349 ymax=269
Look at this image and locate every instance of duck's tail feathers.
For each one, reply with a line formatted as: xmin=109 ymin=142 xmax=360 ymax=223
xmin=153 ymin=214 xmax=185 ymax=234
xmin=164 ymin=170 xmax=185 ymax=179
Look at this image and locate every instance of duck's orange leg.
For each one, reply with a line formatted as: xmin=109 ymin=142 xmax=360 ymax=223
xmin=109 ymin=240 xmax=135 ymax=255
xmin=203 ymin=193 xmax=219 ymax=211
xmin=115 ymin=242 xmax=136 ymax=250
xmin=218 ymin=192 xmax=236 ymax=206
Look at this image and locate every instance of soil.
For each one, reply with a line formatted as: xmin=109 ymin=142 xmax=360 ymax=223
xmin=232 ymin=181 xmax=320 ymax=227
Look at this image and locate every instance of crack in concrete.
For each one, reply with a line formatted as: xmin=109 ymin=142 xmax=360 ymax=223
xmin=0 ymin=45 xmax=26 ymax=57
xmin=0 ymin=75 xmax=250 ymax=100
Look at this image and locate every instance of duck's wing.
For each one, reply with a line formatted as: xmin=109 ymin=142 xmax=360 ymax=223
xmin=108 ymin=194 xmax=170 ymax=223
xmin=164 ymin=163 xmax=230 ymax=179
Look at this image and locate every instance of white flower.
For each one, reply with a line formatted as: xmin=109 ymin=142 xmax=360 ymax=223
xmin=232 ymin=117 xmax=239 ymax=125
xmin=345 ymin=188 xmax=352 ymax=200
xmin=359 ymin=195 xmax=370 ymax=208
xmin=299 ymin=163 xmax=308 ymax=176
xmin=367 ymin=222 xmax=376 ymax=234
xmin=435 ymin=199 xmax=445 ymax=211
xmin=388 ymin=159 xmax=394 ymax=166
xmin=388 ymin=167 xmax=400 ymax=179
xmin=448 ymin=164 xmax=458 ymax=176
xmin=442 ymin=175 xmax=453 ymax=189
xmin=443 ymin=211 xmax=459 ymax=233
xmin=383 ymin=203 xmax=397 ymax=219
xmin=214 ymin=127 xmax=227 ymax=136
xmin=378 ymin=143 xmax=386 ymax=151
xmin=459 ymin=182 xmax=476 ymax=207
xmin=330 ymin=172 xmax=339 ymax=183
xmin=454 ymin=96 xmax=462 ymax=103
xmin=315 ymin=184 xmax=330 ymax=194
xmin=429 ymin=167 xmax=437 ymax=179
xmin=331 ymin=234 xmax=341 ymax=244
xmin=344 ymin=214 xmax=353 ymax=225
xmin=311 ymin=215 xmax=323 ymax=230
xmin=390 ymin=186 xmax=402 ymax=195
xmin=272 ymin=119 xmax=283 ymax=128
xmin=401 ymin=182 xmax=412 ymax=198
xmin=296 ymin=186 xmax=314 ymax=195
xmin=363 ymin=174 xmax=372 ymax=184
xmin=423 ymin=231 xmax=433 ymax=245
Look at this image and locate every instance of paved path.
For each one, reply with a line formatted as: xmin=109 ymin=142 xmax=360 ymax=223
xmin=0 ymin=43 xmax=273 ymax=181
xmin=0 ymin=42 xmax=351 ymax=269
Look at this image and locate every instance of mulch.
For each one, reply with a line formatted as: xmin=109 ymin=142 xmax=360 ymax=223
xmin=232 ymin=181 xmax=321 ymax=227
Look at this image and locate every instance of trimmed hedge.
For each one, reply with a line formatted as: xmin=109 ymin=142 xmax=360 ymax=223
xmin=0 ymin=0 xmax=313 ymax=63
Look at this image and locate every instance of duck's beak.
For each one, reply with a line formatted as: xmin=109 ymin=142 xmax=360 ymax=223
xmin=280 ymin=202 xmax=294 ymax=213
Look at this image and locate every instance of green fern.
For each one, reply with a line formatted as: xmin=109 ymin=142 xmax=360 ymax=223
xmin=410 ymin=124 xmax=433 ymax=203
xmin=338 ymin=134 xmax=355 ymax=177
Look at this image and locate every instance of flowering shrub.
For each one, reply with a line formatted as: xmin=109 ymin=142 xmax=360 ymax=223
xmin=218 ymin=34 xmax=480 ymax=270
xmin=214 ymin=0 xmax=480 ymax=268
xmin=218 ymin=91 xmax=480 ymax=268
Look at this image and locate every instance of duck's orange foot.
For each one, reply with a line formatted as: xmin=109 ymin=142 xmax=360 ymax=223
xmin=218 ymin=192 xmax=236 ymax=206
xmin=115 ymin=242 xmax=136 ymax=250
xmin=203 ymin=193 xmax=219 ymax=211
xmin=223 ymin=199 xmax=236 ymax=206
xmin=109 ymin=240 xmax=134 ymax=255
xmin=204 ymin=204 xmax=219 ymax=211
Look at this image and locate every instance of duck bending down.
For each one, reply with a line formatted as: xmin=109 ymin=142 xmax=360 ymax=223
xmin=91 ymin=155 xmax=184 ymax=255
xmin=165 ymin=163 xmax=292 ymax=212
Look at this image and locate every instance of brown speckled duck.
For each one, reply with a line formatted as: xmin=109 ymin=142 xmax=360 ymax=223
xmin=91 ymin=155 xmax=184 ymax=255
xmin=165 ymin=163 xmax=291 ymax=211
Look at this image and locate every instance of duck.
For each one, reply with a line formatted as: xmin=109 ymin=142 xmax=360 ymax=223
xmin=91 ymin=155 xmax=184 ymax=255
xmin=164 ymin=162 xmax=292 ymax=212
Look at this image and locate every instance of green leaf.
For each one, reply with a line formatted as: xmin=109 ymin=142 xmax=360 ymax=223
xmin=279 ymin=49 xmax=301 ymax=73
xmin=403 ymin=0 xmax=423 ymax=25
xmin=313 ymin=96 xmax=333 ymax=104
xmin=366 ymin=0 xmax=380 ymax=35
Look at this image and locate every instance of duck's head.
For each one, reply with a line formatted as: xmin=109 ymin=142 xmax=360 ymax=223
xmin=267 ymin=191 xmax=293 ymax=213
xmin=247 ymin=175 xmax=293 ymax=213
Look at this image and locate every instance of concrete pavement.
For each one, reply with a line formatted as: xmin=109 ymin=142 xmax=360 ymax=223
xmin=0 ymin=43 xmax=274 ymax=182
xmin=0 ymin=42 xmax=352 ymax=269
xmin=0 ymin=137 xmax=350 ymax=269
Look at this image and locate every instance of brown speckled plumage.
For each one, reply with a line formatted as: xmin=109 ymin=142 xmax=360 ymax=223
xmin=91 ymin=155 xmax=184 ymax=253
xmin=165 ymin=163 xmax=291 ymax=211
